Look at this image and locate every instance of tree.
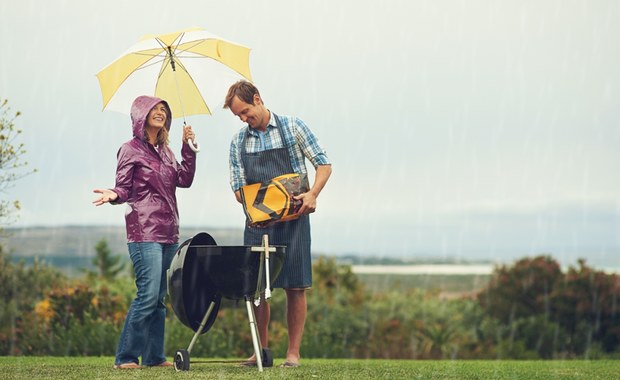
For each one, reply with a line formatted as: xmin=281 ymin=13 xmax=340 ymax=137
xmin=0 ymin=99 xmax=36 ymax=229
xmin=478 ymin=255 xmax=620 ymax=357
xmin=477 ymin=256 xmax=564 ymax=358
xmin=478 ymin=255 xmax=562 ymax=323
xmin=551 ymin=259 xmax=620 ymax=354
xmin=89 ymin=239 xmax=125 ymax=281
xmin=416 ymin=321 xmax=458 ymax=359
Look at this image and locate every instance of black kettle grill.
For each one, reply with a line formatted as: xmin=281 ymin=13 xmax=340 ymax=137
xmin=167 ymin=232 xmax=285 ymax=372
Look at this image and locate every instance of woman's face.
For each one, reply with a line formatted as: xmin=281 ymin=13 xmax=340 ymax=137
xmin=146 ymin=102 xmax=168 ymax=130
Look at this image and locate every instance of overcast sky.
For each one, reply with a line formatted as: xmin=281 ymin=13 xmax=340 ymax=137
xmin=1 ymin=0 xmax=619 ymax=266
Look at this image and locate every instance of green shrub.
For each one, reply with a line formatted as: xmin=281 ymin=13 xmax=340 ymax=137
xmin=4 ymin=243 xmax=618 ymax=360
xmin=0 ymin=247 xmax=66 ymax=355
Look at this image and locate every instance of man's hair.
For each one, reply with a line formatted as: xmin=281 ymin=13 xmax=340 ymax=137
xmin=224 ymin=80 xmax=261 ymax=109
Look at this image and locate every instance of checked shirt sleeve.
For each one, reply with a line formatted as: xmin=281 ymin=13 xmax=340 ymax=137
xmin=293 ymin=117 xmax=331 ymax=168
xmin=229 ymin=130 xmax=246 ymax=192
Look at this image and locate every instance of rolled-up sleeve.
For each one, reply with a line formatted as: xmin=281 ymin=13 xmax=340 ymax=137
xmin=229 ymin=132 xmax=246 ymax=192
xmin=294 ymin=118 xmax=331 ymax=168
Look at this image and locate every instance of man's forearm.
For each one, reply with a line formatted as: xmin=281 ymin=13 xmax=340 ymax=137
xmin=309 ymin=164 xmax=332 ymax=197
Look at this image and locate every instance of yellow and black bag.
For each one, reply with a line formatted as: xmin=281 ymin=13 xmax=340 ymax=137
xmin=240 ymin=173 xmax=310 ymax=227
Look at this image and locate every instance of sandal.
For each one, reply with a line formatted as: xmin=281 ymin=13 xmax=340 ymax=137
xmin=113 ymin=362 xmax=142 ymax=369
xmin=152 ymin=361 xmax=173 ymax=367
xmin=279 ymin=361 xmax=300 ymax=368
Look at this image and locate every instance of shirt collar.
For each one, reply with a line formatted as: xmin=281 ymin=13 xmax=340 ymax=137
xmin=246 ymin=111 xmax=277 ymax=136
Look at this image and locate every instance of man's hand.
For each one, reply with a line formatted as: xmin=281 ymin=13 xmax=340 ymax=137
xmin=294 ymin=191 xmax=317 ymax=215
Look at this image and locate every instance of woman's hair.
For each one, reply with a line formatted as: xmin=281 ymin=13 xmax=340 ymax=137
xmin=224 ymin=80 xmax=261 ymax=108
xmin=154 ymin=126 xmax=169 ymax=146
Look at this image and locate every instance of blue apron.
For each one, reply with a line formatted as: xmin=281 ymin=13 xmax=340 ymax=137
xmin=241 ymin=114 xmax=312 ymax=288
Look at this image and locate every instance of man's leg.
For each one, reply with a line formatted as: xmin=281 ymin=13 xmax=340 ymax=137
xmin=245 ymin=297 xmax=270 ymax=363
xmin=284 ymin=289 xmax=307 ymax=363
xmin=255 ymin=299 xmax=270 ymax=348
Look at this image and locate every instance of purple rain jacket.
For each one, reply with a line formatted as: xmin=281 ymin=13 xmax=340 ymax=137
xmin=111 ymin=95 xmax=196 ymax=244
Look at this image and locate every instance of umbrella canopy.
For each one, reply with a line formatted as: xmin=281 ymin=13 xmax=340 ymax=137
xmin=97 ymin=27 xmax=252 ymax=118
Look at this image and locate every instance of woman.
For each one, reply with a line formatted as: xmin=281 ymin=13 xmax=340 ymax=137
xmin=93 ymin=95 xmax=197 ymax=369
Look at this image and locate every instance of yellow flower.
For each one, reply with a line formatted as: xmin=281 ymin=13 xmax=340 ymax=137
xmin=113 ymin=311 xmax=125 ymax=325
xmin=34 ymin=299 xmax=54 ymax=322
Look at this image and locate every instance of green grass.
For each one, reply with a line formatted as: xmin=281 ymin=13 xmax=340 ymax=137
xmin=0 ymin=357 xmax=618 ymax=379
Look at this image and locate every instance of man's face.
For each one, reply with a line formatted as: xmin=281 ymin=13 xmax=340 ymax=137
xmin=229 ymin=94 xmax=266 ymax=131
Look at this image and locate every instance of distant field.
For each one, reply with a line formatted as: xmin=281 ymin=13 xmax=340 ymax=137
xmin=1 ymin=357 xmax=618 ymax=380
xmin=10 ymin=255 xmax=493 ymax=294
xmin=357 ymin=273 xmax=491 ymax=294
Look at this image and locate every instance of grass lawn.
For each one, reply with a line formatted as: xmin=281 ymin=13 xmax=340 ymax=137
xmin=0 ymin=357 xmax=618 ymax=379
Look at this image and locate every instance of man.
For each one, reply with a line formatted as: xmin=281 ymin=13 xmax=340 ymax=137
xmin=224 ymin=80 xmax=332 ymax=368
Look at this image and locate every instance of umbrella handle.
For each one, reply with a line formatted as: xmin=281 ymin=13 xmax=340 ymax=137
xmin=188 ymin=139 xmax=200 ymax=153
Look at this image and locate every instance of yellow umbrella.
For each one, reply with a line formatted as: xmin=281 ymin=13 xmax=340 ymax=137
xmin=97 ymin=27 xmax=252 ymax=150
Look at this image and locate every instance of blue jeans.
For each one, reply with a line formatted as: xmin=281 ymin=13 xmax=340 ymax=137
xmin=115 ymin=242 xmax=177 ymax=366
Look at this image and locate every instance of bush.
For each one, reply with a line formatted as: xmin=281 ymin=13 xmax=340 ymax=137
xmin=0 ymin=246 xmax=66 ymax=355
xmin=5 ymin=245 xmax=618 ymax=360
xmin=478 ymin=255 xmax=620 ymax=358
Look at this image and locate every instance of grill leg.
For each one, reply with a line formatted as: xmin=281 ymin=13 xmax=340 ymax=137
xmin=262 ymin=234 xmax=272 ymax=299
xmin=187 ymin=300 xmax=217 ymax=354
xmin=245 ymin=296 xmax=263 ymax=372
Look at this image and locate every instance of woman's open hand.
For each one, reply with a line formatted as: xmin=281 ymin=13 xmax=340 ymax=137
xmin=92 ymin=188 xmax=118 ymax=206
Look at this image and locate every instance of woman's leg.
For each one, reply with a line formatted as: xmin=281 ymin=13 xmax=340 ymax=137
xmin=115 ymin=242 xmax=164 ymax=366
xmin=142 ymin=243 xmax=177 ymax=366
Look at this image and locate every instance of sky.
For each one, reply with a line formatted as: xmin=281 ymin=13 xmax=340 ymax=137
xmin=1 ymin=0 xmax=619 ymax=267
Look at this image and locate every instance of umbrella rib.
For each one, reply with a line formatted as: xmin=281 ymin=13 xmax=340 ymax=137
xmin=134 ymin=56 xmax=167 ymax=71
xmin=171 ymin=38 xmax=252 ymax=80
xmin=151 ymin=37 xmax=173 ymax=77
xmin=148 ymin=33 xmax=212 ymax=115
xmin=171 ymin=32 xmax=187 ymax=55
xmin=171 ymin=58 xmax=210 ymax=114
xmin=133 ymin=51 xmax=165 ymax=57
xmin=154 ymin=34 xmax=190 ymax=118
xmin=175 ymin=40 xmax=206 ymax=55
xmin=170 ymin=32 xmax=220 ymax=60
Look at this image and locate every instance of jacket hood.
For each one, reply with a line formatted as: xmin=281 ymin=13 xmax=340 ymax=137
xmin=130 ymin=95 xmax=172 ymax=140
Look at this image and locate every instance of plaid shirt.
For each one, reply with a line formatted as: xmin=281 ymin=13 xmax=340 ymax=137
xmin=229 ymin=112 xmax=331 ymax=191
